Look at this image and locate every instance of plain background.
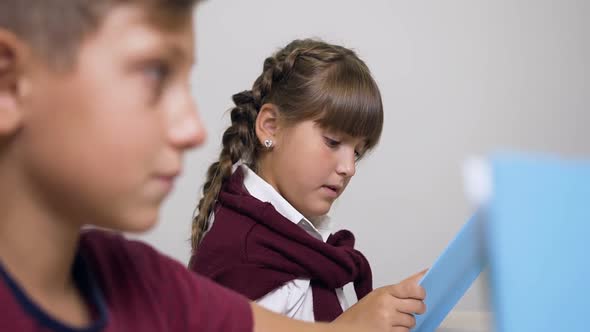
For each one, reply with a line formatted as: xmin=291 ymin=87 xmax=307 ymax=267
xmin=135 ymin=0 xmax=589 ymax=311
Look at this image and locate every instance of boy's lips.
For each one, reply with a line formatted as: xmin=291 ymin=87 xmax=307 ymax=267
xmin=157 ymin=174 xmax=177 ymax=182
xmin=154 ymin=169 xmax=181 ymax=191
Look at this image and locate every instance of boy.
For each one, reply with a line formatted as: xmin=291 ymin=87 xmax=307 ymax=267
xmin=0 ymin=1 xmax=423 ymax=331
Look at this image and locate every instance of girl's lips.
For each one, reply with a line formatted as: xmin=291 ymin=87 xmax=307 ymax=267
xmin=321 ymin=185 xmax=341 ymax=198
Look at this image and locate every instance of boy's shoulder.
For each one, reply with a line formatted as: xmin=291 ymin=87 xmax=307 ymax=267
xmin=78 ymin=229 xmax=253 ymax=332
xmin=0 ymin=229 xmax=248 ymax=332
xmin=79 ymin=229 xmax=166 ymax=272
xmin=79 ymin=229 xmax=172 ymax=286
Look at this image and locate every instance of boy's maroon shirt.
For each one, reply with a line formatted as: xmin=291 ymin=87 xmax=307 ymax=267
xmin=0 ymin=230 xmax=253 ymax=332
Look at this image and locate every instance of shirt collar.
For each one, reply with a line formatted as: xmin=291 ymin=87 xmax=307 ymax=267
xmin=239 ymin=164 xmax=333 ymax=242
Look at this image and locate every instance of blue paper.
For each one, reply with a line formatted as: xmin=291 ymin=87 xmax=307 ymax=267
xmin=486 ymin=153 xmax=590 ymax=332
xmin=413 ymin=213 xmax=487 ymax=331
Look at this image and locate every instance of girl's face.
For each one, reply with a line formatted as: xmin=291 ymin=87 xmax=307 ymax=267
xmin=259 ymin=119 xmax=366 ymax=219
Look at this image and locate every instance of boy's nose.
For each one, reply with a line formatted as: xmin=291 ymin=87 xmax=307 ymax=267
xmin=169 ymin=99 xmax=206 ymax=150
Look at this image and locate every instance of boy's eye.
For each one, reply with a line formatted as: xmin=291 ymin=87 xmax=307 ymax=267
xmin=141 ymin=60 xmax=172 ymax=94
xmin=139 ymin=60 xmax=175 ymax=102
xmin=143 ymin=61 xmax=171 ymax=84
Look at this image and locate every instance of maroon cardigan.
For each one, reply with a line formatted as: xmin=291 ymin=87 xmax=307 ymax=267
xmin=189 ymin=168 xmax=373 ymax=321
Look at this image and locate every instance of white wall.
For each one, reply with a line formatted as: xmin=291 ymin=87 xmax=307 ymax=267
xmin=136 ymin=0 xmax=589 ymax=311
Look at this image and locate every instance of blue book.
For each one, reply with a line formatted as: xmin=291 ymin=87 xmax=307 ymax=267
xmin=485 ymin=154 xmax=590 ymax=332
xmin=413 ymin=213 xmax=487 ymax=331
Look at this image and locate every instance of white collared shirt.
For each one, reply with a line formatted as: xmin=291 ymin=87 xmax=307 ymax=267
xmin=220 ymin=164 xmax=350 ymax=321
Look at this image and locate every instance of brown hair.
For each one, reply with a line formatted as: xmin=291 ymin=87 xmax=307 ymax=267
xmin=0 ymin=0 xmax=199 ymax=70
xmin=190 ymin=39 xmax=384 ymax=253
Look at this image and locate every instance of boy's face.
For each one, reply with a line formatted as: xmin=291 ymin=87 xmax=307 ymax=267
xmin=12 ymin=6 xmax=205 ymax=231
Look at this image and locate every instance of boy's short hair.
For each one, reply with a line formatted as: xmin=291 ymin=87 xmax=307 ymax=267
xmin=0 ymin=0 xmax=199 ymax=70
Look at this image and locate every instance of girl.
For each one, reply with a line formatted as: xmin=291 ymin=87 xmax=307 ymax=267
xmin=190 ymin=39 xmax=426 ymax=328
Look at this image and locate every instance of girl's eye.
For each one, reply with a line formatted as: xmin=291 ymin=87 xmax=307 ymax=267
xmin=354 ymin=150 xmax=361 ymax=161
xmin=324 ymin=136 xmax=341 ymax=148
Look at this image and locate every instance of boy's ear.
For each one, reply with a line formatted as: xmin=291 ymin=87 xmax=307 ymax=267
xmin=255 ymin=103 xmax=280 ymax=146
xmin=0 ymin=30 xmax=27 ymax=137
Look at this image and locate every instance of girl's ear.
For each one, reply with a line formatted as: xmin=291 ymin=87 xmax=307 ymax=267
xmin=0 ymin=30 xmax=28 ymax=138
xmin=255 ymin=103 xmax=280 ymax=147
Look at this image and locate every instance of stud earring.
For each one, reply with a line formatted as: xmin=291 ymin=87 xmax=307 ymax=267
xmin=264 ymin=139 xmax=273 ymax=148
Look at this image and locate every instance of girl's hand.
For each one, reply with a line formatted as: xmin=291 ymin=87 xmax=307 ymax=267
xmin=334 ymin=269 xmax=428 ymax=332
